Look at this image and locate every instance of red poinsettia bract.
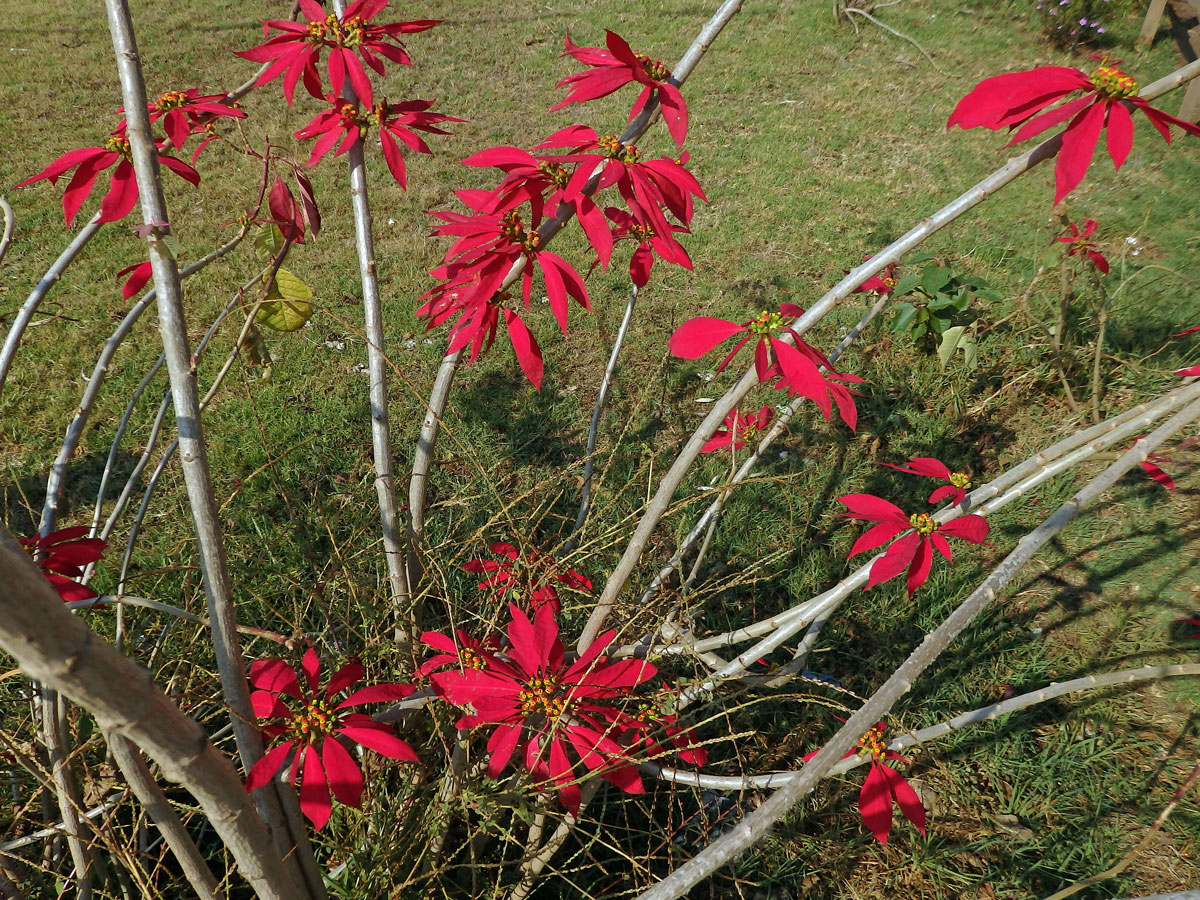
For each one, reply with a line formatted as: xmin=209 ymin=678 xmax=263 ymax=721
xmin=20 ymin=526 xmax=106 ymax=604
xmin=850 ymin=257 xmax=899 ymax=295
xmin=245 ymin=649 xmax=418 ymax=829
xmin=533 ymin=125 xmax=705 ymax=239
xmin=462 ymin=541 xmax=592 ymax=613
xmin=603 ymin=206 xmax=691 ymax=288
xmin=427 ymin=604 xmax=656 ymax=813
xmin=553 ymin=30 xmax=689 ymax=149
xmin=947 ymin=59 xmax=1200 ymax=204
xmin=881 ymin=455 xmax=973 ymax=506
xmin=235 ymin=0 xmax=439 ymax=107
xmin=668 ymin=304 xmax=860 ymax=429
xmin=127 ymin=89 xmax=246 ymax=158
xmin=418 ymin=198 xmax=591 ymax=390
xmin=1058 ymin=219 xmax=1109 ymax=274
xmin=839 ymin=494 xmax=989 ymax=595
xmin=17 ymin=135 xmax=200 ymax=228
xmin=1176 ymin=324 xmax=1200 ymax=377
xmin=805 ymin=721 xmax=925 ymax=844
xmin=295 ymin=96 xmax=461 ymax=189
xmin=701 ymin=404 xmax=774 ymax=454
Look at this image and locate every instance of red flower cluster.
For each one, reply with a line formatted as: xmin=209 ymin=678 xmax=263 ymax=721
xmin=838 ymin=455 xmax=988 ymax=595
xmin=1058 ymin=219 xmax=1109 ymax=274
xmin=235 ymin=0 xmax=438 ymax=107
xmin=701 ymin=404 xmax=774 ymax=454
xmin=245 ymin=649 xmax=418 ymax=829
xmin=135 ymin=88 xmax=246 ymax=162
xmin=668 ymin=304 xmax=862 ymax=430
xmin=20 ymin=526 xmax=106 ymax=604
xmin=805 ymin=720 xmax=925 ymax=844
xmin=417 ymin=29 xmax=703 ymax=389
xmin=295 ymin=96 xmax=461 ymax=189
xmin=462 ymin=541 xmax=592 ymax=613
xmin=881 ymin=455 xmax=973 ymax=506
xmin=839 ymin=494 xmax=989 ymax=596
xmin=424 ymin=605 xmax=657 ymax=812
xmin=17 ymin=134 xmax=199 ymax=228
xmin=948 ymin=58 xmax=1200 ymax=203
xmin=553 ymin=30 xmax=689 ymax=149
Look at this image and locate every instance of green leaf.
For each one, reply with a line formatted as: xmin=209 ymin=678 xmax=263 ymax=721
xmin=973 ymin=287 xmax=1002 ymax=302
xmin=253 ymin=224 xmax=286 ymax=265
xmin=962 ymin=332 xmax=979 ymax=370
xmin=937 ymin=325 xmax=966 ymax=368
xmin=1041 ymin=244 xmax=1062 ymax=269
xmin=256 ymin=267 xmax=313 ymax=332
xmin=930 ymin=312 xmax=954 ymax=334
xmin=892 ymin=303 xmax=918 ymax=334
xmin=921 ymin=265 xmax=952 ymax=294
xmin=928 ymin=294 xmax=956 ymax=312
xmin=892 ymin=274 xmax=922 ymax=296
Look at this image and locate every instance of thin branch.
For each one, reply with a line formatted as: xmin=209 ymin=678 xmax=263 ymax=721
xmin=841 ymin=7 xmax=941 ymax=71
xmin=66 ymin=595 xmax=289 ymax=644
xmin=103 ymin=2 xmax=312 ymax=890
xmin=38 ymin=230 xmax=246 ymax=538
xmin=0 ymin=196 xmax=14 ymax=268
xmin=632 ymin=386 xmax=1200 ymax=900
xmin=106 ymin=734 xmax=225 ymax=900
xmin=649 ymin=663 xmax=1200 ymax=789
xmin=566 ymin=285 xmax=639 ymax=550
xmin=0 ymin=215 xmax=104 ymax=397
xmin=1040 ymin=759 xmax=1200 ymax=900
xmin=582 ymin=56 xmax=1200 ymax=652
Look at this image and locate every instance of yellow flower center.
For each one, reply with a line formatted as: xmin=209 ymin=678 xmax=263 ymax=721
xmin=909 ymin=513 xmax=936 ymax=535
xmin=105 ymin=135 xmax=132 ymax=160
xmin=518 ymin=676 xmax=568 ymax=719
xmin=306 ymin=13 xmax=364 ymax=48
xmin=537 ymin=160 xmax=571 ymax=190
xmin=629 ymin=223 xmax=655 ymax=242
xmin=635 ymin=52 xmax=670 ymax=82
xmin=1090 ymin=65 xmax=1137 ymax=100
xmin=155 ymin=90 xmax=189 ymax=111
xmin=949 ymin=472 xmax=971 ymax=489
xmin=598 ymin=134 xmax=641 ymax=163
xmin=747 ymin=310 xmax=786 ymax=336
xmin=290 ymin=697 xmax=338 ymax=745
xmin=857 ymin=724 xmax=887 ymax=760
xmin=459 ymin=647 xmax=486 ymax=670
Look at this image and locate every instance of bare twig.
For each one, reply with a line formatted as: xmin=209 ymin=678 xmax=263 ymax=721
xmin=633 ymin=387 xmax=1200 ymax=900
xmin=0 ymin=196 xmax=14 ymax=268
xmin=841 ymin=6 xmax=942 ymax=71
xmin=0 ymin=526 xmax=301 ymax=900
xmin=579 ymin=56 xmax=1200 ymax=653
xmin=106 ymin=734 xmax=225 ymax=900
xmin=1040 ymin=758 xmax=1200 ymax=900
xmin=103 ymin=3 xmax=314 ymax=891
xmin=566 ymin=285 xmax=639 ymax=550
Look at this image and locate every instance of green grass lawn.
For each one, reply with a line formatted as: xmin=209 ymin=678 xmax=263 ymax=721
xmin=2 ymin=0 xmax=1200 ymax=897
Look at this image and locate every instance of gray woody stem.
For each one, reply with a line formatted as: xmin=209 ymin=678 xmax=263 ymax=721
xmin=407 ymin=0 xmax=748 ymax=581
xmin=649 ymin=663 xmax=1200 ymax=789
xmin=0 ymin=526 xmax=301 ymax=900
xmin=633 ymin=388 xmax=1200 ymax=900
xmin=103 ymin=2 xmax=318 ymax=893
xmin=107 ymin=734 xmax=225 ymax=900
xmin=330 ymin=0 xmax=412 ymax=625
xmin=567 ymin=285 xmax=639 ymax=549
xmin=577 ymin=55 xmax=1200 ymax=653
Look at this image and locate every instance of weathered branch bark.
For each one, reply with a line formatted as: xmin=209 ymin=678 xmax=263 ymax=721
xmin=103 ymin=1 xmax=315 ymax=891
xmin=633 ymin=388 xmax=1200 ymax=900
xmin=106 ymin=734 xmax=225 ymax=900
xmin=0 ymin=526 xmax=300 ymax=900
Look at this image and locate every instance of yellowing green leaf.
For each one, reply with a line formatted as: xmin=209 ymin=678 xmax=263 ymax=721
xmin=255 ymin=267 xmax=313 ymax=332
